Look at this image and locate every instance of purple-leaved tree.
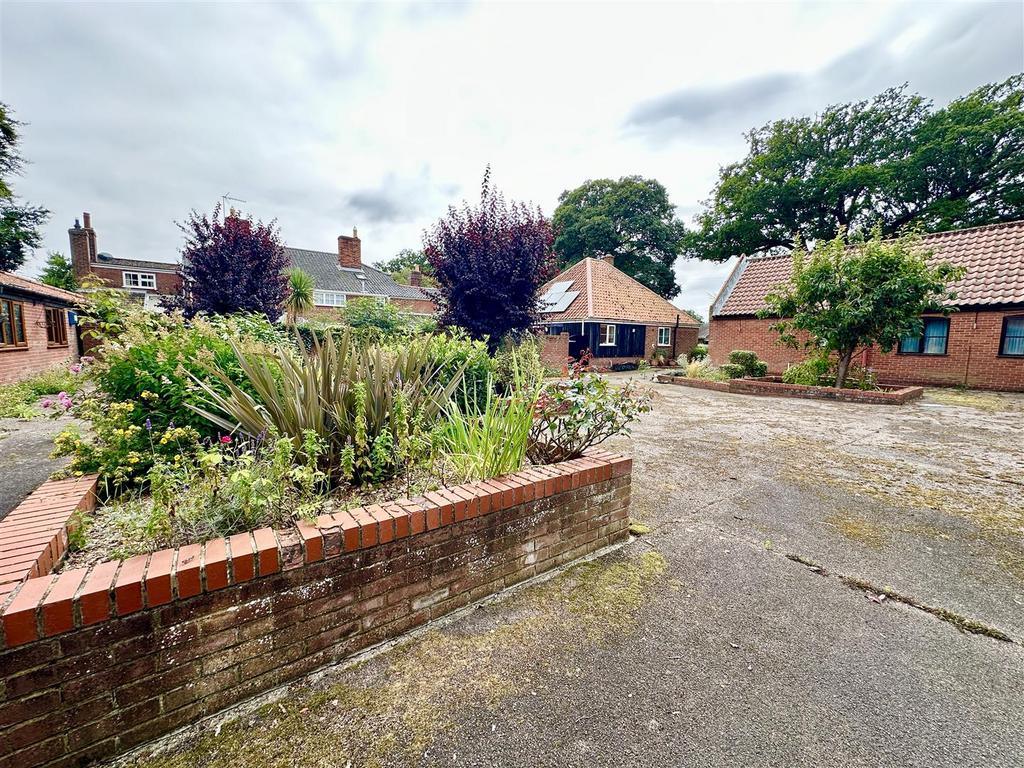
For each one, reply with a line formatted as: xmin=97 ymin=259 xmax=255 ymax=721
xmin=171 ymin=204 xmax=288 ymax=319
xmin=424 ymin=169 xmax=554 ymax=349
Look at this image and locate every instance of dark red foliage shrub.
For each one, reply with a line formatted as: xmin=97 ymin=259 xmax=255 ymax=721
xmin=424 ymin=169 xmax=554 ymax=350
xmin=171 ymin=204 xmax=288 ymax=319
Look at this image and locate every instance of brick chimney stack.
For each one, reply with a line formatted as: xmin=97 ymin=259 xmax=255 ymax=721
xmin=599 ymin=253 xmax=615 ymax=266
xmin=69 ymin=212 xmax=95 ymax=282
xmin=338 ymin=227 xmax=361 ymax=270
xmin=409 ymin=265 xmax=422 ymax=287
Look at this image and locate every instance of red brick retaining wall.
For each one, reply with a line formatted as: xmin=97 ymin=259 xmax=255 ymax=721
xmin=0 ymin=453 xmax=631 ymax=768
xmin=656 ymin=374 xmax=923 ymax=404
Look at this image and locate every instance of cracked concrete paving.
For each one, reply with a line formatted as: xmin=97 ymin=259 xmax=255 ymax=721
xmin=115 ymin=380 xmax=1024 ymax=768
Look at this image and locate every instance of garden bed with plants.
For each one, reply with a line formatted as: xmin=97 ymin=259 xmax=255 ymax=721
xmin=47 ymin=289 xmax=651 ymax=567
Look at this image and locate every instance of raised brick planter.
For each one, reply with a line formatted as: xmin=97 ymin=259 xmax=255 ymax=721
xmin=656 ymin=374 xmax=924 ymax=404
xmin=0 ymin=475 xmax=98 ymax=606
xmin=0 ymin=451 xmax=632 ymax=768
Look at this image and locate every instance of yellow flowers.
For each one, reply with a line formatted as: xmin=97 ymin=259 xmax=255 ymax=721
xmin=141 ymin=390 xmax=159 ymax=402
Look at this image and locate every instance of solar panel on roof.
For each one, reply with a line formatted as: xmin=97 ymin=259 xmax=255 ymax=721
xmin=540 ymin=290 xmax=578 ymax=313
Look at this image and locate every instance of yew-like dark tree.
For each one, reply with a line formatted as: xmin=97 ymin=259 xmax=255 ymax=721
xmin=171 ymin=205 xmax=288 ymax=319
xmin=424 ymin=170 xmax=554 ymax=349
xmin=0 ymin=102 xmax=48 ymax=271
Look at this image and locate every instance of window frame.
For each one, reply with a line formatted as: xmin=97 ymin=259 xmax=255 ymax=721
xmin=313 ymin=290 xmax=347 ymax=308
xmin=0 ymin=298 xmax=28 ymax=351
xmin=598 ymin=323 xmax=617 ymax=347
xmin=122 ymin=272 xmax=157 ymax=290
xmin=898 ymin=316 xmax=950 ymax=356
xmin=45 ymin=307 xmax=69 ymax=347
xmin=998 ymin=315 xmax=1024 ymax=358
xmin=657 ymin=326 xmax=671 ymax=347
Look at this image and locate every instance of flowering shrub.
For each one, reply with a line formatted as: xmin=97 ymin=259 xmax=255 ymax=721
xmin=527 ymin=371 xmax=652 ymax=465
xmin=52 ymin=401 xmax=203 ymax=497
xmin=0 ymin=365 xmax=87 ymax=419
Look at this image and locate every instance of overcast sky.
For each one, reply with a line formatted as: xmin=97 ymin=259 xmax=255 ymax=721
xmin=2 ymin=1 xmax=1022 ymax=316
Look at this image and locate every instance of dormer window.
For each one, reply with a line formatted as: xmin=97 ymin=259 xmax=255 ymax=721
xmin=123 ymin=272 xmax=157 ymax=290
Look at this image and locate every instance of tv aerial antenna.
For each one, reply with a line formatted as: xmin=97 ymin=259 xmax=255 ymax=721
xmin=221 ymin=193 xmax=247 ymax=213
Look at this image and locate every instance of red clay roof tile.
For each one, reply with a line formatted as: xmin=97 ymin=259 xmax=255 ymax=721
xmin=715 ymin=220 xmax=1024 ymax=316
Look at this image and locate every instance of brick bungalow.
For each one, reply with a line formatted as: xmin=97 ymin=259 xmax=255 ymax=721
xmin=69 ymin=212 xmax=182 ymax=310
xmin=708 ymin=220 xmax=1024 ymax=391
xmin=0 ymin=272 xmax=79 ymax=383
xmin=286 ymin=228 xmax=436 ymax=318
xmin=536 ymin=256 xmax=700 ymax=369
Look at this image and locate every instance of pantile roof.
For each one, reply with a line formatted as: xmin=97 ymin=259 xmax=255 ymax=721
xmin=284 ymin=248 xmax=431 ymax=301
xmin=537 ymin=258 xmax=700 ymax=326
xmin=714 ymin=220 xmax=1024 ymax=317
xmin=1 ymin=272 xmax=80 ymax=304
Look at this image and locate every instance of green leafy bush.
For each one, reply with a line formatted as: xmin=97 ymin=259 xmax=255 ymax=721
xmin=782 ymin=352 xmax=832 ymax=386
xmin=91 ymin=314 xmax=281 ymax=436
xmin=719 ymin=363 xmax=747 ymax=379
xmin=424 ymin=331 xmax=494 ymax=412
xmin=688 ymin=343 xmax=708 ymax=361
xmin=493 ymin=335 xmax=545 ymax=395
xmin=729 ymin=350 xmax=770 ymax=376
xmin=527 ymin=373 xmax=652 ymax=465
xmin=191 ymin=329 xmax=464 ymax=487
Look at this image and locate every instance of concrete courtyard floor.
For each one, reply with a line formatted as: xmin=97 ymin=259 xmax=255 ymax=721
xmin=115 ymin=380 xmax=1024 ymax=768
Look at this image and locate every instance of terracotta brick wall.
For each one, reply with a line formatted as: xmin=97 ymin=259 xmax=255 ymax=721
xmin=0 ymin=302 xmax=78 ymax=384
xmin=540 ymin=332 xmax=569 ymax=371
xmin=389 ymin=297 xmax=436 ymax=315
xmin=0 ymin=454 xmax=632 ymax=768
xmin=709 ymin=311 xmax=1024 ymax=391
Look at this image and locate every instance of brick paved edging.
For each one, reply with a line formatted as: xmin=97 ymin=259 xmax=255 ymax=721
xmin=0 ymin=450 xmax=632 ymax=768
xmin=656 ymin=374 xmax=924 ymax=404
xmin=0 ymin=475 xmax=98 ymax=606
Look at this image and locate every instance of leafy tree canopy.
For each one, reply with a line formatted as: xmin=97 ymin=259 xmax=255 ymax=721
xmin=170 ymin=205 xmax=288 ymax=320
xmin=760 ymin=227 xmax=964 ymax=388
xmin=375 ymin=248 xmax=436 ymax=288
xmin=553 ymin=176 xmax=684 ymax=299
xmin=425 ymin=169 xmax=554 ymax=350
xmin=0 ymin=103 xmax=48 ymax=271
xmin=686 ymin=75 xmax=1024 ymax=262
xmin=38 ymin=251 xmax=77 ymax=290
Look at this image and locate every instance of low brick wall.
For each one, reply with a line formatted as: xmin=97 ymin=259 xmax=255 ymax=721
xmin=0 ymin=452 xmax=631 ymax=768
xmin=656 ymin=374 xmax=924 ymax=404
xmin=0 ymin=476 xmax=98 ymax=605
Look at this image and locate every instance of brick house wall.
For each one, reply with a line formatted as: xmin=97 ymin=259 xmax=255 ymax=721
xmin=710 ymin=310 xmax=1024 ymax=391
xmin=0 ymin=301 xmax=78 ymax=384
xmin=301 ymin=294 xmax=436 ymax=323
xmin=389 ymin=296 xmax=436 ymax=315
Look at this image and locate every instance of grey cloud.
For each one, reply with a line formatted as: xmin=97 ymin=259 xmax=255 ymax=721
xmin=627 ymin=2 xmax=1023 ymax=141
xmin=627 ymin=73 xmax=802 ymax=130
xmin=343 ymin=172 xmax=460 ymax=225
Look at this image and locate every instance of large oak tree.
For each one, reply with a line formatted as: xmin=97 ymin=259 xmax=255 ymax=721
xmin=553 ymin=176 xmax=684 ymax=299
xmin=686 ymin=76 xmax=1024 ymax=262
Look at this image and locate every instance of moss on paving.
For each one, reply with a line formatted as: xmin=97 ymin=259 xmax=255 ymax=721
xmin=124 ymin=549 xmax=667 ymax=768
xmin=923 ymin=388 xmax=1023 ymax=414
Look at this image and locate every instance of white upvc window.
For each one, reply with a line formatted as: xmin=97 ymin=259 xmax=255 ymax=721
xmin=123 ymin=272 xmax=157 ymax=290
xmin=599 ymin=323 xmax=617 ymax=346
xmin=313 ymin=290 xmax=347 ymax=307
xmin=657 ymin=327 xmax=671 ymax=346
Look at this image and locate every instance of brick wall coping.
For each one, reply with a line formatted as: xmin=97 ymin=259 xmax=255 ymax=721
xmin=0 ymin=451 xmax=632 ymax=649
xmin=0 ymin=475 xmax=98 ymax=606
xmin=656 ymin=373 xmax=925 ymax=404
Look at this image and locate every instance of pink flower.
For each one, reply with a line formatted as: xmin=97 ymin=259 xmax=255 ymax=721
xmin=41 ymin=398 xmax=53 ymax=409
xmin=70 ymin=364 xmax=82 ymax=374
xmin=220 ymin=436 xmax=232 ymax=444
